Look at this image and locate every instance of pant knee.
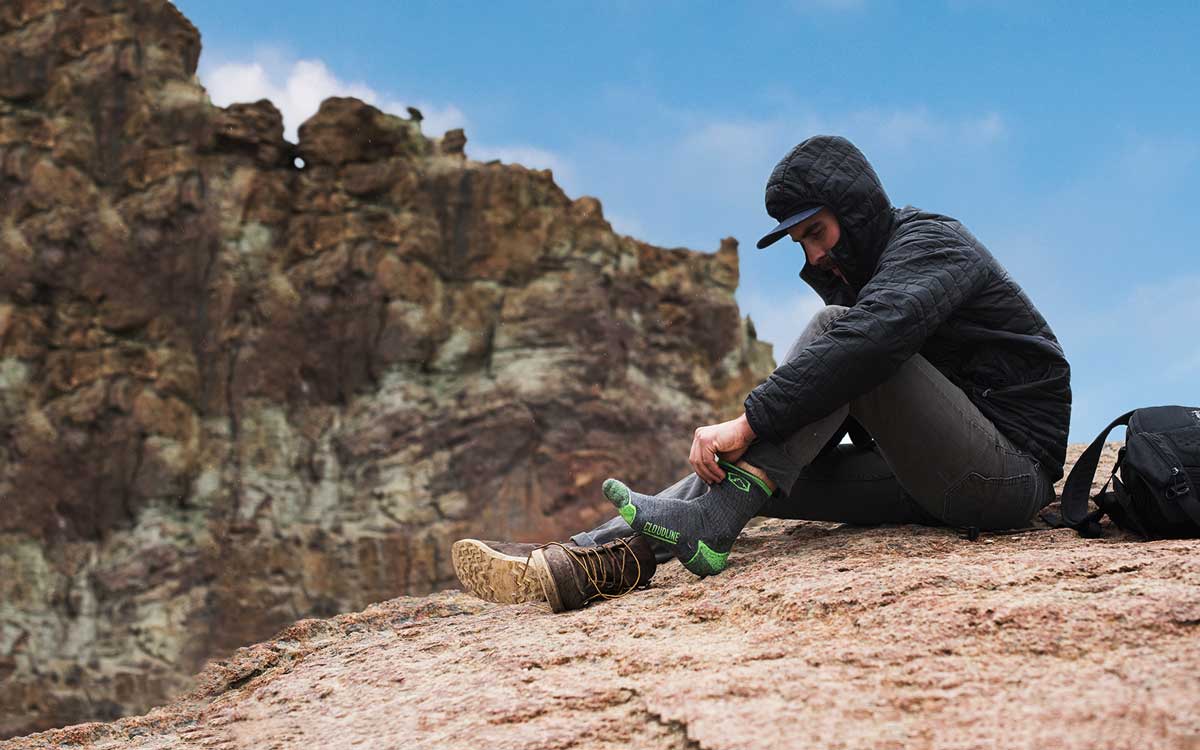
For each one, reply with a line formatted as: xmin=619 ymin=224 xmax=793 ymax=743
xmin=813 ymin=304 xmax=850 ymax=327
xmin=785 ymin=305 xmax=851 ymax=360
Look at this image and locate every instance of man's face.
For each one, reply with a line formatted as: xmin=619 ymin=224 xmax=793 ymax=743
xmin=786 ymin=208 xmax=846 ymax=282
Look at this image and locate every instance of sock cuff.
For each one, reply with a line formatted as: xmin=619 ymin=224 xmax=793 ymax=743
xmin=716 ymin=459 xmax=774 ymax=496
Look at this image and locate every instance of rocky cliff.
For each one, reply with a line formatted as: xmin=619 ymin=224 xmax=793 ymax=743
xmin=0 ymin=0 xmax=773 ymax=736
xmin=5 ymin=445 xmax=1198 ymax=750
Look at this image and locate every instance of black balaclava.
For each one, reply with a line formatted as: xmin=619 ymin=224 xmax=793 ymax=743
xmin=762 ymin=135 xmax=895 ymax=289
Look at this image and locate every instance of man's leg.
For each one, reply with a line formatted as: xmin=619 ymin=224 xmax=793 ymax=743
xmin=844 ymin=347 xmax=1055 ymax=530
xmin=757 ymin=443 xmax=939 ymax=525
xmin=575 ymin=438 xmax=951 ymax=563
xmin=570 ymin=472 xmax=710 ymax=554
xmin=757 ymin=306 xmax=1055 ymax=527
xmin=579 ymin=306 xmax=854 ymax=571
xmin=576 ymin=303 xmax=1054 ymax=557
xmin=573 ymin=308 xmax=852 ymax=560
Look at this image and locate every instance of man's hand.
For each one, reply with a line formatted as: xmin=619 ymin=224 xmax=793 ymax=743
xmin=689 ymin=413 xmax=756 ymax=484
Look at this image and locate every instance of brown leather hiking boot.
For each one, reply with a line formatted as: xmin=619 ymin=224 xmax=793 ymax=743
xmin=531 ymin=535 xmax=657 ymax=613
xmin=452 ymin=539 xmax=552 ymax=604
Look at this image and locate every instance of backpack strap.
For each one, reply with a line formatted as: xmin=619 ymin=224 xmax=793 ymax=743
xmin=1102 ymin=476 xmax=1153 ymax=538
xmin=1060 ymin=410 xmax=1136 ymax=532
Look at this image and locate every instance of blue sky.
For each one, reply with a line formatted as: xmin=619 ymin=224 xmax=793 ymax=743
xmin=176 ymin=0 xmax=1200 ymax=441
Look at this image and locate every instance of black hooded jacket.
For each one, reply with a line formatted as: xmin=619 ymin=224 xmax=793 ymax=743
xmin=743 ymin=136 xmax=1072 ymax=480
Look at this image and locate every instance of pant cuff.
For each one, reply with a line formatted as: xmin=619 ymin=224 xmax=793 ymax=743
xmin=741 ymin=440 xmax=803 ymax=495
xmin=570 ymin=530 xmax=598 ymax=547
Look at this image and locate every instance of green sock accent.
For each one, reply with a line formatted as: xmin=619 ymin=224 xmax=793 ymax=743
xmin=606 ymin=479 xmax=639 ymax=527
xmin=716 ymin=459 xmax=774 ymax=496
xmin=618 ymin=503 xmax=637 ymax=526
xmin=602 ymin=472 xmax=770 ymax=578
xmin=685 ymin=540 xmax=730 ymax=574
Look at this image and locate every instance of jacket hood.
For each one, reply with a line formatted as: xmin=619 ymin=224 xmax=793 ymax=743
xmin=763 ymin=135 xmax=895 ymax=288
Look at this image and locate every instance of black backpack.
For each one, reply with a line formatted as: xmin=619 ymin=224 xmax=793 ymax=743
xmin=1057 ymin=405 xmax=1200 ymax=538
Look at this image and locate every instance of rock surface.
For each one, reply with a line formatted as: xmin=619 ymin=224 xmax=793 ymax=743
xmin=5 ymin=444 xmax=1198 ymax=750
xmin=0 ymin=0 xmax=772 ymax=736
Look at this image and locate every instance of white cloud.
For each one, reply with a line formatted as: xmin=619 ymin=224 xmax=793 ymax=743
xmin=670 ymin=119 xmax=813 ymax=199
xmin=847 ymin=108 xmax=1008 ymax=151
xmin=564 ymin=95 xmax=1012 ymax=253
xmin=968 ymin=112 xmax=1007 ymax=144
xmin=201 ymin=52 xmax=465 ymax=141
xmin=678 ymin=121 xmax=783 ymax=166
xmin=199 ymin=50 xmax=575 ymax=194
xmin=469 ymin=144 xmax=575 ymax=190
xmin=664 ymin=106 xmax=1007 ymax=189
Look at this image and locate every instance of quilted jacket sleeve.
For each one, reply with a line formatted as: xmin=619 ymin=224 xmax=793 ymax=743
xmin=744 ymin=234 xmax=990 ymax=443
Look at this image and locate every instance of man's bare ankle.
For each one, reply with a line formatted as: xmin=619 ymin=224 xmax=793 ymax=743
xmin=734 ymin=460 xmax=776 ymax=493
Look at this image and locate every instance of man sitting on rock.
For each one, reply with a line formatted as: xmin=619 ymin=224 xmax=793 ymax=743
xmin=453 ymin=135 xmax=1072 ymax=613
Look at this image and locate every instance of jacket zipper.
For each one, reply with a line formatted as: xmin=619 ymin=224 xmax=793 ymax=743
xmin=980 ymin=380 xmax=1048 ymax=398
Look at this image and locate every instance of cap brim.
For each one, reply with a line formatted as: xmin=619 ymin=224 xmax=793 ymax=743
xmin=755 ymin=205 xmax=822 ymax=249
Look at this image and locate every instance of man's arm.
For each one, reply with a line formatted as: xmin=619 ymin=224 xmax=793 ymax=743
xmin=688 ymin=412 xmax=756 ymax=484
xmin=744 ymin=237 xmax=989 ymax=443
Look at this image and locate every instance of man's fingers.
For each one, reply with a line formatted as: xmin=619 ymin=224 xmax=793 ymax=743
xmin=708 ymin=446 xmax=725 ymax=482
xmin=695 ymin=435 xmax=724 ymax=484
xmin=695 ymin=438 xmax=714 ymax=484
xmin=689 ymin=433 xmax=703 ymax=482
xmin=689 ymin=438 xmax=708 ymax=483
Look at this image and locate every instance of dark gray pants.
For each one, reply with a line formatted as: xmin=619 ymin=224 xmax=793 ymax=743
xmin=572 ymin=305 xmax=1056 ymax=552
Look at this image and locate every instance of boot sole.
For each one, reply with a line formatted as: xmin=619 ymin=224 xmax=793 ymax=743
xmin=451 ymin=539 xmax=546 ymax=604
xmin=531 ymin=548 xmax=567 ymax=613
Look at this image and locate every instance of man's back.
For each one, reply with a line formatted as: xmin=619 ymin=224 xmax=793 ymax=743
xmin=885 ymin=207 xmax=1071 ymax=479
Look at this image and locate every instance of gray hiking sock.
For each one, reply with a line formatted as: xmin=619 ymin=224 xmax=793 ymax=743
xmin=602 ymin=460 xmax=774 ymax=577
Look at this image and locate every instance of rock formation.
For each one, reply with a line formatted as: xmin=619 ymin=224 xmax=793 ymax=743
xmin=5 ymin=445 xmax=1198 ymax=750
xmin=0 ymin=0 xmax=772 ymax=736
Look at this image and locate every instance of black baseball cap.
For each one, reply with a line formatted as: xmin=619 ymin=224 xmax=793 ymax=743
xmin=755 ymin=204 xmax=822 ymax=249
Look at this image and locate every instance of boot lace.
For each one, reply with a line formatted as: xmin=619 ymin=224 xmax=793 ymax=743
xmin=520 ymin=538 xmax=643 ymax=603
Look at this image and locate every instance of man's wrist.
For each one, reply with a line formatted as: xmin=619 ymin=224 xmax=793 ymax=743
xmin=736 ymin=412 xmax=756 ymax=443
